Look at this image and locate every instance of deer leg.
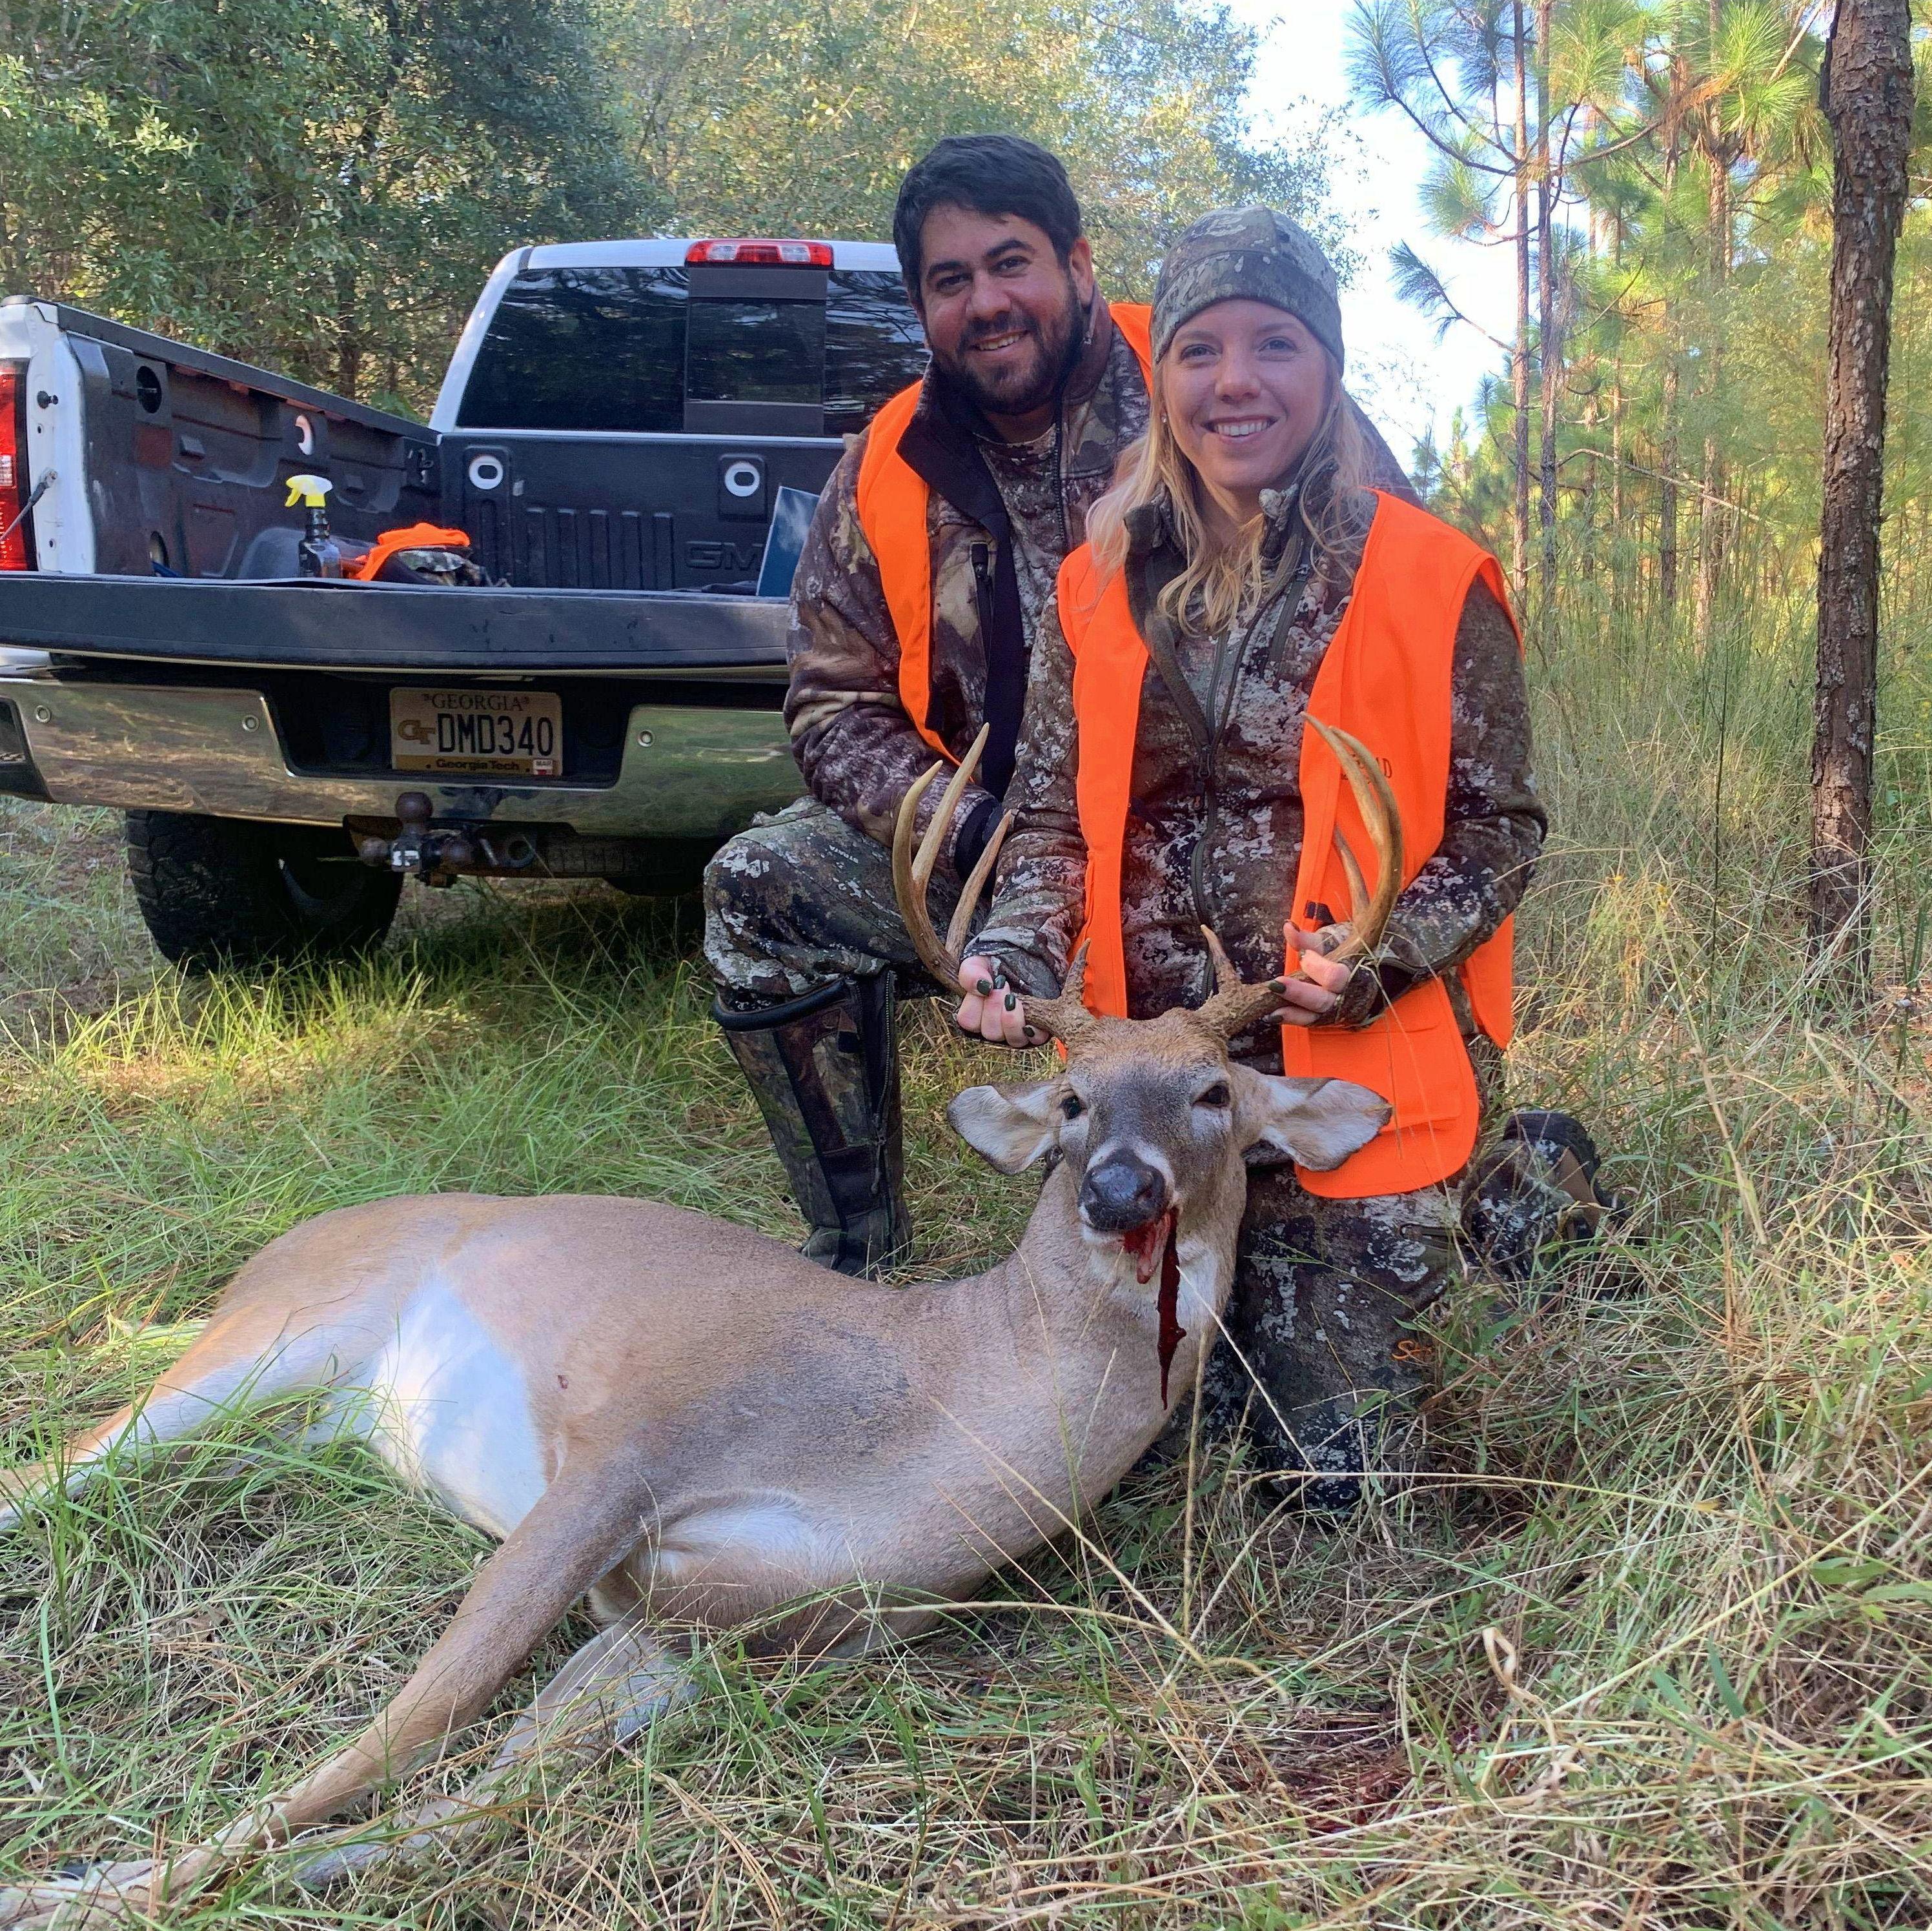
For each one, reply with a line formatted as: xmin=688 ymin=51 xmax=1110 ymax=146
xmin=0 ymin=1461 xmax=657 ymax=1925
xmin=0 ymin=1306 xmax=378 ymax=1533
xmin=290 ymin=1617 xmax=697 ymax=1890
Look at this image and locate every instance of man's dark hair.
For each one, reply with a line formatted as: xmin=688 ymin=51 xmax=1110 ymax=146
xmin=892 ymin=135 xmax=1084 ymax=299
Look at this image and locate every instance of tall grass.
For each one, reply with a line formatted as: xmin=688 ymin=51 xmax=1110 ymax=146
xmin=0 ymin=560 xmax=1927 ymax=1926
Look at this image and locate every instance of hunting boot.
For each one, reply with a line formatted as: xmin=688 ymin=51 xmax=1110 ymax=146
xmin=1461 ymin=1109 xmax=1619 ymax=1286
xmin=713 ymin=972 xmax=911 ymax=1278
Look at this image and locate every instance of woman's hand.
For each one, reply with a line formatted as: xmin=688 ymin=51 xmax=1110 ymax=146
xmin=955 ymin=955 xmax=1037 ymax=1047
xmin=1278 ymin=925 xmax=1355 ymax=1026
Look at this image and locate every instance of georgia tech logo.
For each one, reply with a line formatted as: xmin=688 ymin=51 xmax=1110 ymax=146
xmin=396 ymin=718 xmax=436 ymax=744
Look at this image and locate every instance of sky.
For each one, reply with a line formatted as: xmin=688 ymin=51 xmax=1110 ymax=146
xmin=1223 ymin=0 xmax=1520 ymax=462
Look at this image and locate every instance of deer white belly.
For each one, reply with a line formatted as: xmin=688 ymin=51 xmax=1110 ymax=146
xmin=318 ymin=1281 xmax=547 ymax=1539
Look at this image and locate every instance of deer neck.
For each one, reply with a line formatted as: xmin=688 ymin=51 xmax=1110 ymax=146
xmin=962 ymin=1158 xmax=1245 ymax=1408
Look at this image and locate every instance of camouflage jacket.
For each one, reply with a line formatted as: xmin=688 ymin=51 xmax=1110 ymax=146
xmin=783 ymin=294 xmax=1151 ymax=887
xmin=973 ymin=485 xmax=1546 ymax=1062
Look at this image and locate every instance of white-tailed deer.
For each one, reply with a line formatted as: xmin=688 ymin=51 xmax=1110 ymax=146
xmin=0 ymin=724 xmax=1399 ymax=1925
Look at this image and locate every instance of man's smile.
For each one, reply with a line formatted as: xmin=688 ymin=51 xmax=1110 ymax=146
xmin=967 ymin=327 xmax=1034 ymax=359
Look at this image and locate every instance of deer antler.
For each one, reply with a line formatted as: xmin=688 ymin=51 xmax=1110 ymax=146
xmin=1192 ymin=719 xmax=1405 ymax=1041
xmin=1303 ymin=718 xmax=1403 ymax=964
xmin=1193 ymin=928 xmax=1291 ymax=1040
xmin=891 ymin=727 xmax=1095 ymax=1046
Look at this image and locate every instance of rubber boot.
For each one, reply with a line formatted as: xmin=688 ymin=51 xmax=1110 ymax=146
xmin=1461 ymin=1109 xmax=1619 ymax=1285
xmin=713 ymin=974 xmax=911 ymax=1277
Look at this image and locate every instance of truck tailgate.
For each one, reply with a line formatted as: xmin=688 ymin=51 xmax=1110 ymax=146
xmin=0 ymin=574 xmax=791 ymax=673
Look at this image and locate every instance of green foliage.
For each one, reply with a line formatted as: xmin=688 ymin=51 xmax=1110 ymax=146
xmin=1370 ymin=0 xmax=1932 ymax=640
xmin=0 ymin=0 xmax=650 ymax=410
xmin=0 ymin=0 xmax=1341 ymax=410
xmin=614 ymin=0 xmax=1345 ymax=298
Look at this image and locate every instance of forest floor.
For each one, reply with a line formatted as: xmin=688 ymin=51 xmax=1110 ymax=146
xmin=1 ymin=595 xmax=1929 ymax=1926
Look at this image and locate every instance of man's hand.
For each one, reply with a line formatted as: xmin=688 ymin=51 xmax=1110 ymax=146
xmin=955 ymin=954 xmax=1035 ymax=1048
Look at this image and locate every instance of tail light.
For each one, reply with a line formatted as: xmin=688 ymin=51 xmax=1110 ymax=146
xmin=0 ymin=363 xmax=32 ymax=571
xmin=684 ymin=239 xmax=833 ymax=267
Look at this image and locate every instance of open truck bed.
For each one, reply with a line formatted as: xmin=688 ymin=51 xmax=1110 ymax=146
xmin=0 ymin=233 xmax=925 ymax=966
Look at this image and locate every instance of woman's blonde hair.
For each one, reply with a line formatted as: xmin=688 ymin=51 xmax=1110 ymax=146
xmin=1085 ymin=347 xmax=1374 ymax=635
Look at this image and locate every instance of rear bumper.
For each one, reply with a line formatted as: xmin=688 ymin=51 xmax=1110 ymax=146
xmin=0 ymin=670 xmax=801 ymax=838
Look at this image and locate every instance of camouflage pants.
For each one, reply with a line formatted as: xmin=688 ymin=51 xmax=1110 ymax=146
xmin=703 ymin=798 xmax=960 ymax=1002
xmin=1195 ymin=1168 xmax=1462 ymax=1506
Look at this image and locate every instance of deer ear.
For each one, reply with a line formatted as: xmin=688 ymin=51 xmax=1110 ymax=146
xmin=946 ymin=1080 xmax=1061 ymax=1174
xmin=1234 ymin=1066 xmax=1391 ymax=1171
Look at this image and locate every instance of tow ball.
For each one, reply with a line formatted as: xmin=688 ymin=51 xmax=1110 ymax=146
xmin=356 ymin=793 xmax=536 ymax=886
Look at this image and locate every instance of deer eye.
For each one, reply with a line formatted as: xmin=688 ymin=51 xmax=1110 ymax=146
xmin=1195 ymin=1081 xmax=1232 ymax=1109
xmin=1060 ymin=1093 xmax=1086 ymax=1120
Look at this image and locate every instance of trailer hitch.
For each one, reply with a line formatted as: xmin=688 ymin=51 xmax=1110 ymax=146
xmin=356 ymin=793 xmax=536 ymax=886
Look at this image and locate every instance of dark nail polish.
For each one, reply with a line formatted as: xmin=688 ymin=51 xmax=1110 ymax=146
xmin=975 ymin=978 xmax=992 ymax=995
xmin=1004 ymin=993 xmax=1017 ymax=1010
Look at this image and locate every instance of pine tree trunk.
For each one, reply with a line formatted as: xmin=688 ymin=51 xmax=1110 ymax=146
xmin=1809 ymin=0 xmax=1914 ymax=974
xmin=1697 ymin=23 xmax=1729 ymax=655
xmin=1695 ymin=437 xmax=1724 ymax=647
xmin=1660 ymin=360 xmax=1680 ymax=607
xmin=1536 ymin=0 xmax=1558 ymax=618
xmin=1511 ymin=0 xmax=1532 ymax=607
xmin=1611 ymin=362 xmax=1623 ymax=534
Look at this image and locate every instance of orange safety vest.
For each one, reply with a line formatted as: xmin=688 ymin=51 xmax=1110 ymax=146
xmin=1057 ymin=490 xmax=1519 ymax=1198
xmin=854 ymin=303 xmax=1154 ymax=760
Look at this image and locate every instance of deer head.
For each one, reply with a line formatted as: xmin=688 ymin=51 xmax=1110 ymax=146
xmin=893 ymin=724 xmax=1402 ymax=1321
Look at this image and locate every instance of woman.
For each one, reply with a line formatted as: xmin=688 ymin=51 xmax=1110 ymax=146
xmin=957 ymin=207 xmax=1545 ymax=1506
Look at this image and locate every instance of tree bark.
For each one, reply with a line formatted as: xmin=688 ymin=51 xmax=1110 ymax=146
xmin=1611 ymin=361 xmax=1623 ymax=534
xmin=1511 ymin=0 xmax=1532 ymax=607
xmin=1536 ymin=0 xmax=1559 ymax=619
xmin=1696 ymin=0 xmax=1731 ymax=654
xmin=1660 ymin=359 xmax=1679 ymax=605
xmin=1809 ymin=0 xmax=1913 ymax=975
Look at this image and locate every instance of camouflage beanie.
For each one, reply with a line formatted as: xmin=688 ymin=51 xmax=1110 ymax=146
xmin=1151 ymin=207 xmax=1344 ymax=372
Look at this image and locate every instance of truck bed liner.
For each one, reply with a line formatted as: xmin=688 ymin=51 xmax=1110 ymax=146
xmin=0 ymin=575 xmax=791 ymax=674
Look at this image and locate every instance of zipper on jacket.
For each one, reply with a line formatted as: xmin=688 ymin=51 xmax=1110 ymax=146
xmin=1186 ymin=590 xmax=1305 ymax=998
xmin=971 ymin=541 xmax=997 ymax=645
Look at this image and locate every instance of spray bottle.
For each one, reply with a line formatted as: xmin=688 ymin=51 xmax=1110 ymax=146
xmin=285 ymin=472 xmax=342 ymax=578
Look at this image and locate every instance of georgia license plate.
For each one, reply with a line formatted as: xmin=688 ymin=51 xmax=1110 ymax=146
xmin=389 ymin=688 xmax=564 ymax=776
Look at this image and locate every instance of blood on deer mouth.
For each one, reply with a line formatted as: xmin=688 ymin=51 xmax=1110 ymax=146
xmin=1119 ymin=1209 xmax=1174 ymax=1285
xmin=1119 ymin=1208 xmax=1188 ymax=1403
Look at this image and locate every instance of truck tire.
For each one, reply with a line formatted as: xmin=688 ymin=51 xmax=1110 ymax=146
xmin=126 ymin=812 xmax=402 ymax=971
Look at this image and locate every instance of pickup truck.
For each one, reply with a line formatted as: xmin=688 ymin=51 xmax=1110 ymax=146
xmin=0 ymin=238 xmax=928 ymax=966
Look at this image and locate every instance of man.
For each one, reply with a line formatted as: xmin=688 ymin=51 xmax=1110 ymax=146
xmin=705 ymin=141 xmax=1413 ymax=1276
xmin=703 ymin=135 xmax=1155 ymax=1275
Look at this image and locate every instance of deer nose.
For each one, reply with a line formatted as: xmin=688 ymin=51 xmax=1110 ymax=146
xmin=1080 ymin=1153 xmax=1170 ymax=1233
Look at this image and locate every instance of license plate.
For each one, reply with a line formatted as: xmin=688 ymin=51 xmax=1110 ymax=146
xmin=389 ymin=687 xmax=564 ymax=776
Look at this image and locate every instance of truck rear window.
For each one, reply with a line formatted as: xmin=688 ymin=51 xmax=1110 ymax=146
xmin=457 ymin=268 xmax=687 ymax=433
xmin=456 ymin=266 xmax=926 ymax=436
xmin=686 ymin=298 xmax=824 ymax=407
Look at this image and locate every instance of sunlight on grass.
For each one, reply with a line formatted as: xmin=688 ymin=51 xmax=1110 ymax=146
xmin=0 ymin=586 xmax=1927 ymax=1925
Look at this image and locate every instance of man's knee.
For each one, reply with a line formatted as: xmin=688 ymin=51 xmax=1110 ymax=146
xmin=702 ymin=821 xmax=794 ymax=930
xmin=702 ymin=823 xmax=814 ymax=998
xmin=701 ymin=803 xmax=906 ymax=1001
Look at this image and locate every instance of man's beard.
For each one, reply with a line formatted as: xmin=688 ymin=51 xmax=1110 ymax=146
xmin=936 ymin=276 xmax=1086 ymax=423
